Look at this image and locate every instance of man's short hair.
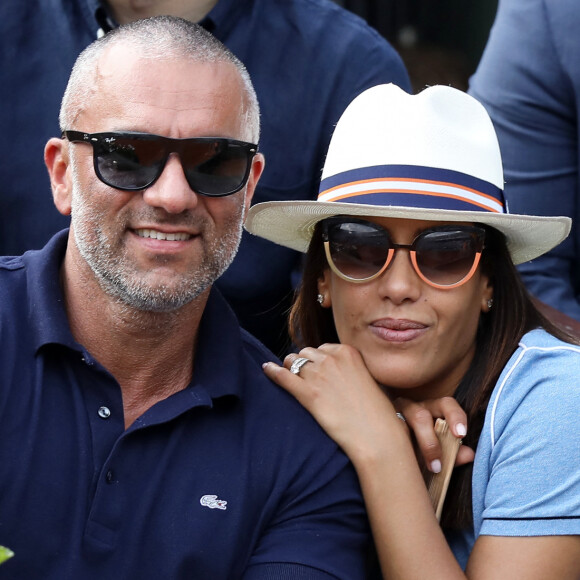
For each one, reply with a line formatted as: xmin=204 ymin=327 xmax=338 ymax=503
xmin=59 ymin=16 xmax=260 ymax=142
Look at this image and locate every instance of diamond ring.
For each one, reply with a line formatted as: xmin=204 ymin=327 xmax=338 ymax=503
xmin=289 ymin=357 xmax=311 ymax=375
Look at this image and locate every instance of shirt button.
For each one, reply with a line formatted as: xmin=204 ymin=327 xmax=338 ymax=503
xmin=98 ymin=406 xmax=111 ymax=419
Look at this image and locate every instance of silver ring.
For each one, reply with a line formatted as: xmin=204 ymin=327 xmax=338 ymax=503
xmin=290 ymin=357 xmax=311 ymax=375
xmin=395 ymin=412 xmax=406 ymax=423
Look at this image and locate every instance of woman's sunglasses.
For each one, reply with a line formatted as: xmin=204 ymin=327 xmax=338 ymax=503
xmin=63 ymin=131 xmax=258 ymax=197
xmin=321 ymin=217 xmax=486 ymax=289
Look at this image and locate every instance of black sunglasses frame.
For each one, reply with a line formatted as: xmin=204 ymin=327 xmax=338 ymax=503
xmin=321 ymin=217 xmax=486 ymax=289
xmin=62 ymin=130 xmax=258 ymax=197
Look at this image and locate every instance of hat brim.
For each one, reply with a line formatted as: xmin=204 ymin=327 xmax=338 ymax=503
xmin=244 ymin=200 xmax=571 ymax=265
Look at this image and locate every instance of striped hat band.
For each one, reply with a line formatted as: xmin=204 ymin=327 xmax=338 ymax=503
xmin=318 ymin=165 xmax=505 ymax=214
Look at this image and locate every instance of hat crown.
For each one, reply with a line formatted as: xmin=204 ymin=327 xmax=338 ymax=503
xmin=321 ymin=84 xmax=504 ymax=190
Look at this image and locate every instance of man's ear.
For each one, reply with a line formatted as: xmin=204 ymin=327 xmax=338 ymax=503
xmin=45 ymin=137 xmax=73 ymax=216
xmin=242 ymin=152 xmax=265 ymax=217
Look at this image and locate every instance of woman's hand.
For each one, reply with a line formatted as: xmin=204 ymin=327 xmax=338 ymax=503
xmin=393 ymin=396 xmax=475 ymax=472
xmin=263 ymin=344 xmax=474 ymax=472
xmin=265 ymin=345 xmax=474 ymax=579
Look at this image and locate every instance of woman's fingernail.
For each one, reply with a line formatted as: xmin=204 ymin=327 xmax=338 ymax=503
xmin=262 ymin=362 xmax=270 ymax=369
xmin=430 ymin=460 xmax=442 ymax=474
xmin=456 ymin=423 xmax=467 ymax=437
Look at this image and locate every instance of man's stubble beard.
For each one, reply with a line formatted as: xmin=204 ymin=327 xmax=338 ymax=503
xmin=69 ymin=160 xmax=244 ymax=313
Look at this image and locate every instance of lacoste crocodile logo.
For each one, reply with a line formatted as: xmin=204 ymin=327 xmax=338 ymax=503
xmin=200 ymin=494 xmax=228 ymax=510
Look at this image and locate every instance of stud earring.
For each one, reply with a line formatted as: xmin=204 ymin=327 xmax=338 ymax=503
xmin=317 ymin=293 xmax=324 ymax=306
xmin=487 ymin=298 xmax=494 ymax=310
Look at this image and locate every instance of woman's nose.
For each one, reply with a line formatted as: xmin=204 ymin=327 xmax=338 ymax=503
xmin=376 ymin=248 xmax=423 ymax=304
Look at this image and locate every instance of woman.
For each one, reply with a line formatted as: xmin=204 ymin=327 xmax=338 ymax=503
xmin=245 ymin=84 xmax=580 ymax=578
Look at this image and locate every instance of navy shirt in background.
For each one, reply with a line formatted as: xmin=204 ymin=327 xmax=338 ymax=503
xmin=0 ymin=230 xmax=369 ymax=579
xmin=0 ymin=0 xmax=411 ymax=355
xmin=468 ymin=0 xmax=580 ymax=320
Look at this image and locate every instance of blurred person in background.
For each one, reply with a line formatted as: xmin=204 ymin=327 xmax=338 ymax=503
xmin=469 ymin=0 xmax=580 ymax=324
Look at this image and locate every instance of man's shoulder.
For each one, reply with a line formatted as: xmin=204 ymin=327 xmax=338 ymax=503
xmin=237 ymin=329 xmax=300 ymax=406
xmin=253 ymin=0 xmax=401 ymax=53
xmin=0 ymin=233 xmax=68 ymax=337
xmin=282 ymin=0 xmax=383 ymax=34
xmin=237 ymin=330 xmax=342 ymax=442
xmin=0 ymin=255 xmax=25 ymax=273
xmin=269 ymin=0 xmax=411 ymax=89
xmin=0 ymin=231 xmax=67 ymax=282
xmin=0 ymin=0 xmax=98 ymax=34
xmin=238 ymin=327 xmax=279 ymax=365
xmin=0 ymin=256 xmax=28 ymax=342
xmin=0 ymin=255 xmax=27 ymax=301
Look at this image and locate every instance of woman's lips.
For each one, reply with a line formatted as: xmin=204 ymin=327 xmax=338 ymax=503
xmin=370 ymin=318 xmax=428 ymax=343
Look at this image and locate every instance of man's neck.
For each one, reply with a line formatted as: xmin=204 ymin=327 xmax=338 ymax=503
xmin=60 ymin=245 xmax=209 ymax=429
xmin=105 ymin=0 xmax=220 ymax=24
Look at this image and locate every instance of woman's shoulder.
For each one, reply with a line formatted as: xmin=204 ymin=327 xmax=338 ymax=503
xmin=487 ymin=328 xmax=580 ymax=433
xmin=472 ymin=326 xmax=580 ymax=543
xmin=507 ymin=327 xmax=580 ymax=371
xmin=519 ymin=326 xmax=580 ymax=348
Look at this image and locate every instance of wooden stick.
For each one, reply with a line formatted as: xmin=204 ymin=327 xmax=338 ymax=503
xmin=424 ymin=419 xmax=462 ymax=521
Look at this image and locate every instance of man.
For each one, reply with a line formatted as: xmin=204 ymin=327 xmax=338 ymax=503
xmin=468 ymin=0 xmax=580 ymax=322
xmin=0 ymin=17 xmax=368 ymax=578
xmin=0 ymin=0 xmax=411 ymax=355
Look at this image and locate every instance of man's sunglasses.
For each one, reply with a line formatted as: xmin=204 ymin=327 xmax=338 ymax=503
xmin=62 ymin=131 xmax=258 ymax=197
xmin=321 ymin=217 xmax=486 ymax=289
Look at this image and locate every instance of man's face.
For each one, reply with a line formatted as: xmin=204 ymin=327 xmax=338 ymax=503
xmin=62 ymin=47 xmax=262 ymax=312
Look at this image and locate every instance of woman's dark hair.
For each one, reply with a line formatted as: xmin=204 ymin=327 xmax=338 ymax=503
xmin=289 ymin=220 xmax=578 ymax=530
xmin=289 ymin=223 xmax=338 ymax=348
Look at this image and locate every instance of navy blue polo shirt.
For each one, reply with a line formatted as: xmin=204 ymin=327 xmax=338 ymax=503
xmin=0 ymin=0 xmax=411 ymax=354
xmin=0 ymin=231 xmax=369 ymax=579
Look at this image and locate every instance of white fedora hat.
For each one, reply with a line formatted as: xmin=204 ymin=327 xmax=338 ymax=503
xmin=245 ymin=83 xmax=571 ymax=265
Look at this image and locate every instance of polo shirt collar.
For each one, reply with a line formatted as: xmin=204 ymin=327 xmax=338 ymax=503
xmin=128 ymin=288 xmax=245 ymax=429
xmin=190 ymin=284 xmax=244 ymax=401
xmin=24 ymin=230 xmax=79 ymax=352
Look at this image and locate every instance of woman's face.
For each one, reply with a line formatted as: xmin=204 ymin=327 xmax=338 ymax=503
xmin=317 ymin=216 xmax=493 ymax=400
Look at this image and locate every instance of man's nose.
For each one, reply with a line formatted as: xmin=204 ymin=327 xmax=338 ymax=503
xmin=142 ymin=153 xmax=198 ymax=213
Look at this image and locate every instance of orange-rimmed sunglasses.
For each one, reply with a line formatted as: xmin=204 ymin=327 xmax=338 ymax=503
xmin=322 ymin=217 xmax=485 ymax=289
